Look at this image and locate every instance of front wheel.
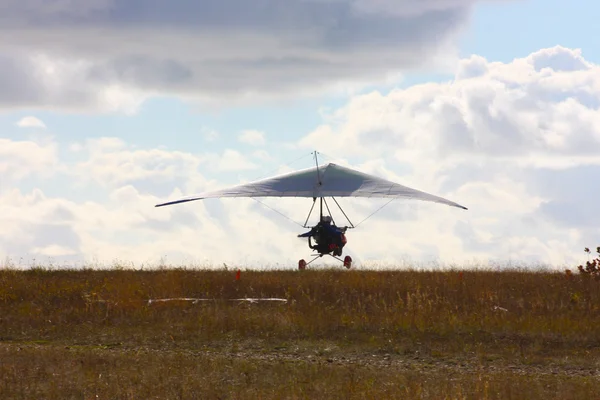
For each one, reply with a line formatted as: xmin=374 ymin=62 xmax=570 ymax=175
xmin=298 ymin=259 xmax=307 ymax=270
xmin=343 ymin=256 xmax=352 ymax=269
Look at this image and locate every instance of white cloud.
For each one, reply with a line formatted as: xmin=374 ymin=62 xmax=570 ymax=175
xmin=15 ymin=115 xmax=46 ymax=128
xmin=213 ymin=149 xmax=259 ymax=172
xmin=0 ymin=0 xmax=507 ymax=112
xmin=0 ymin=138 xmax=58 ymax=181
xmin=238 ymin=130 xmax=266 ymax=146
xmin=67 ymin=139 xmax=260 ymax=199
xmin=32 ymin=244 xmax=78 ymax=257
xmin=0 ymin=185 xmax=305 ymax=267
xmin=252 ymin=150 xmax=274 ymax=161
xmin=69 ymin=142 xmax=83 ymax=152
xmin=300 ymin=46 xmax=600 ymax=167
xmin=69 ymin=137 xmax=210 ymax=198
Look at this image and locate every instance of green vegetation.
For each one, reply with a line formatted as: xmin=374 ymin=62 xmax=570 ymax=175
xmin=1 ymin=264 xmax=599 ymax=399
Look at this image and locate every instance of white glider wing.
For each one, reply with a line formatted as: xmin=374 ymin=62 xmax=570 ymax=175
xmin=155 ymin=163 xmax=467 ymax=210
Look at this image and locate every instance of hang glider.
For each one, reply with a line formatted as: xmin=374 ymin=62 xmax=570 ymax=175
xmin=155 ymin=162 xmax=467 ymax=210
xmin=155 ymin=154 xmax=467 ymax=269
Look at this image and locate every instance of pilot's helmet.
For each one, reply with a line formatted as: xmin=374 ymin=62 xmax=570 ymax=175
xmin=322 ymin=215 xmax=332 ymax=223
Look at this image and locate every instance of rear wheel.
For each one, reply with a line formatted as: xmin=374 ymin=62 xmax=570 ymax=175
xmin=298 ymin=259 xmax=307 ymax=270
xmin=343 ymin=255 xmax=352 ymax=269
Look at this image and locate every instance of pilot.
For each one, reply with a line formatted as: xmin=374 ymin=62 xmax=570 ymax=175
xmin=318 ymin=216 xmax=347 ymax=254
xmin=298 ymin=215 xmax=347 ymax=254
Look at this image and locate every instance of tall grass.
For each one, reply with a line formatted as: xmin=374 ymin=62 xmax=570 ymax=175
xmin=2 ymin=267 xmax=598 ymax=345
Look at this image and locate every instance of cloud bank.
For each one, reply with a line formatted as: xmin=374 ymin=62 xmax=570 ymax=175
xmin=0 ymin=0 xmax=507 ymax=112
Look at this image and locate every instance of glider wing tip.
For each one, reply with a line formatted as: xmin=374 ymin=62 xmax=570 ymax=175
xmin=154 ymin=197 xmax=205 ymax=208
xmin=154 ymin=199 xmax=187 ymax=208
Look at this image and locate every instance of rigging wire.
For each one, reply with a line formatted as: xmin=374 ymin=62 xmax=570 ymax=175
xmin=353 ymin=198 xmax=396 ymax=228
xmin=315 ymin=151 xmax=353 ymax=167
xmin=315 ymin=151 xmax=339 ymax=165
xmin=251 ymin=198 xmax=305 ymax=228
xmin=303 ymin=198 xmax=317 ymax=228
xmin=331 ymin=197 xmax=355 ymax=228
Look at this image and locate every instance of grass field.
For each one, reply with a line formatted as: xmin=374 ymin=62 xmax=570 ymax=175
xmin=1 ymin=265 xmax=599 ymax=399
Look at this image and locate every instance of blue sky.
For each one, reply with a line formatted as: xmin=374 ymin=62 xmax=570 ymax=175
xmin=1 ymin=0 xmax=599 ymax=268
xmin=462 ymin=0 xmax=598 ymax=62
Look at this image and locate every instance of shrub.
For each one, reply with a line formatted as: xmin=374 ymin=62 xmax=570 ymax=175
xmin=577 ymin=247 xmax=600 ymax=279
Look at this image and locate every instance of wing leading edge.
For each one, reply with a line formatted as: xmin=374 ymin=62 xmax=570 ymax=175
xmin=155 ymin=163 xmax=468 ymax=210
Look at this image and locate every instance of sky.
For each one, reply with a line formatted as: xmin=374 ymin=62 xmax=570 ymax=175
xmin=1 ymin=0 xmax=599 ymax=269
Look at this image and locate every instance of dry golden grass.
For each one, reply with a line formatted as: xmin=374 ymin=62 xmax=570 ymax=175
xmin=1 ymin=265 xmax=600 ymax=399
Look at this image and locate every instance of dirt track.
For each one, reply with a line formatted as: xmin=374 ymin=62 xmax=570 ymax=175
xmin=5 ymin=341 xmax=598 ymax=378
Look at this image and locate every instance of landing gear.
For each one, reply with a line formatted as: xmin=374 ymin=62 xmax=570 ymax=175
xmin=297 ymin=175 xmax=355 ymax=271
xmin=297 ymin=254 xmax=353 ymax=270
